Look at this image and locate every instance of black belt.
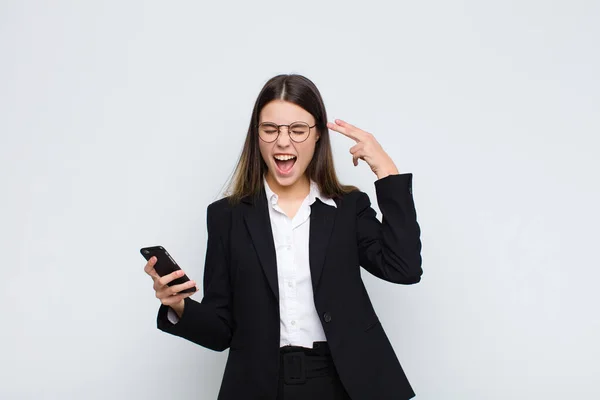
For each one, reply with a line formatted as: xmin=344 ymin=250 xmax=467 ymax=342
xmin=279 ymin=342 xmax=336 ymax=384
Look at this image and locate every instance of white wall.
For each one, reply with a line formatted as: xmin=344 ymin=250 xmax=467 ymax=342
xmin=1 ymin=1 xmax=598 ymax=399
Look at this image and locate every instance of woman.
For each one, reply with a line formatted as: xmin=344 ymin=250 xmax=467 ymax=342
xmin=144 ymin=74 xmax=423 ymax=399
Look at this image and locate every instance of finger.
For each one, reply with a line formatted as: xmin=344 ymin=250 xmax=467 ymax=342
xmin=334 ymin=119 xmax=359 ymax=130
xmin=168 ymin=279 xmax=198 ymax=296
xmin=143 ymin=256 xmax=156 ymax=274
xmin=157 ymin=280 xmax=197 ymax=301
xmin=327 ymin=121 xmax=360 ymax=141
xmin=156 ymin=269 xmax=185 ymax=288
xmin=156 ymin=278 xmax=196 ymax=298
xmin=335 ymin=119 xmax=369 ymax=140
xmin=352 ymin=147 xmax=359 ymax=165
xmin=352 ymin=150 xmax=366 ymax=167
xmin=349 ymin=143 xmax=362 ymax=154
xmin=161 ymin=288 xmax=199 ymax=306
xmin=144 ymin=257 xmax=160 ymax=280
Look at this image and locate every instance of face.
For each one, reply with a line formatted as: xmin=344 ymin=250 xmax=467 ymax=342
xmin=258 ymin=100 xmax=320 ymax=189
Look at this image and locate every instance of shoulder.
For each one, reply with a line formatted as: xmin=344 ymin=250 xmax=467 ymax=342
xmin=206 ymin=196 xmax=234 ymax=217
xmin=207 ymin=196 xmax=231 ymax=212
xmin=334 ymin=186 xmax=370 ymax=209
xmin=201 ymin=197 xmax=234 ymax=238
xmin=204 ymin=197 xmax=234 ymax=228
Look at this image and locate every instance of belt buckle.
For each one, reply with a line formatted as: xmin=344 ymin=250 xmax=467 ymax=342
xmin=283 ymin=352 xmax=306 ymax=385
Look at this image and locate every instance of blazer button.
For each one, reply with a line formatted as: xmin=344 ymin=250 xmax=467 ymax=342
xmin=323 ymin=312 xmax=332 ymax=323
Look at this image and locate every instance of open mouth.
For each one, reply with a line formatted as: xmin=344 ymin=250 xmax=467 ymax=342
xmin=273 ymin=154 xmax=297 ymax=174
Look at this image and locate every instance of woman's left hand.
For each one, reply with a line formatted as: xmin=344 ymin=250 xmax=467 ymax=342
xmin=327 ymin=119 xmax=399 ymax=179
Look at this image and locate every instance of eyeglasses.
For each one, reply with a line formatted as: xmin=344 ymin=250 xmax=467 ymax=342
xmin=257 ymin=121 xmax=316 ymax=143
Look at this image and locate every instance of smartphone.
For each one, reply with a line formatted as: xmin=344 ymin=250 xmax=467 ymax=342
xmin=140 ymin=245 xmax=196 ymax=294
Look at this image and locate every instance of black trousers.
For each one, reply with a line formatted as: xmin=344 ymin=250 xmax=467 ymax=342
xmin=277 ymin=342 xmax=352 ymax=400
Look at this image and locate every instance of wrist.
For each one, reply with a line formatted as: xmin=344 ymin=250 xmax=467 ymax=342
xmin=171 ymin=300 xmax=185 ymax=319
xmin=376 ymin=166 xmax=399 ymax=180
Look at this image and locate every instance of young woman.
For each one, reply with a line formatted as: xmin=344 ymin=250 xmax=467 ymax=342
xmin=144 ymin=74 xmax=423 ymax=400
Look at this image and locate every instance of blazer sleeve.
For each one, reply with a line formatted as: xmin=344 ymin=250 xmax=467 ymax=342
xmin=156 ymin=201 xmax=233 ymax=351
xmin=356 ymin=173 xmax=423 ymax=284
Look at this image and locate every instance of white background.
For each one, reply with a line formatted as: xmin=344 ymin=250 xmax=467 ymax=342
xmin=1 ymin=1 xmax=598 ymax=399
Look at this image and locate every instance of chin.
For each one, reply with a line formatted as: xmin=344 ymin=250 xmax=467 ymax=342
xmin=268 ymin=166 xmax=305 ymax=187
xmin=272 ymin=174 xmax=297 ymax=186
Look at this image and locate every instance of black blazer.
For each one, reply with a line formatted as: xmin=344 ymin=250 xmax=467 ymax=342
xmin=157 ymin=173 xmax=423 ymax=400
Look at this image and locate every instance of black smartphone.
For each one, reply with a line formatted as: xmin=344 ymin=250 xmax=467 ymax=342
xmin=140 ymin=245 xmax=196 ymax=294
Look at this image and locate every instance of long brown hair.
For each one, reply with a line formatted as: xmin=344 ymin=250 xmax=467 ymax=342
xmin=224 ymin=74 xmax=358 ymax=204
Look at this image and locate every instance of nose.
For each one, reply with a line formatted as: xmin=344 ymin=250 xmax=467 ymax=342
xmin=276 ymin=126 xmax=292 ymax=146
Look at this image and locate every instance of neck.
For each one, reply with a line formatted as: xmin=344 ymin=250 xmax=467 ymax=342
xmin=265 ymin=173 xmax=310 ymax=202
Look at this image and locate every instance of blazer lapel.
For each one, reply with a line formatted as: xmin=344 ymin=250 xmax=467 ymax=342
xmin=243 ymin=189 xmax=279 ymax=301
xmin=309 ymin=198 xmax=337 ymax=291
xmin=242 ymin=190 xmax=338 ymax=300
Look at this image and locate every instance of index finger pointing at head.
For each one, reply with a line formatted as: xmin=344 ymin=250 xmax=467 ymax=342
xmin=335 ymin=119 xmax=368 ymax=139
xmin=334 ymin=119 xmax=358 ymax=130
xmin=327 ymin=121 xmax=360 ymax=141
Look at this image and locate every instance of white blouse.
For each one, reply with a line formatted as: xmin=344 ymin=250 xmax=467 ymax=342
xmin=263 ymin=177 xmax=337 ymax=349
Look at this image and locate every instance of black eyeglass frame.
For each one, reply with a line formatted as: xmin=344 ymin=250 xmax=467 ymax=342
xmin=257 ymin=121 xmax=317 ymax=143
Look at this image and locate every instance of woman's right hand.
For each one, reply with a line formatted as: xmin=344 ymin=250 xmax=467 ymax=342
xmin=144 ymin=256 xmax=198 ymax=318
